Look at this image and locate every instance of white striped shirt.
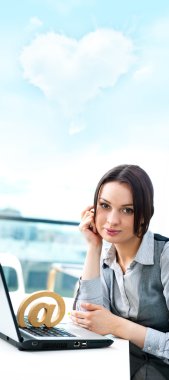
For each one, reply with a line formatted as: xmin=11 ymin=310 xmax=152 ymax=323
xmin=76 ymin=231 xmax=169 ymax=363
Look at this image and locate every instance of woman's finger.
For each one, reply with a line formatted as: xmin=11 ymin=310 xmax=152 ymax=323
xmin=81 ymin=205 xmax=94 ymax=218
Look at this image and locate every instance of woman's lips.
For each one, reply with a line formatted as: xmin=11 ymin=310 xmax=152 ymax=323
xmin=105 ymin=228 xmax=121 ymax=236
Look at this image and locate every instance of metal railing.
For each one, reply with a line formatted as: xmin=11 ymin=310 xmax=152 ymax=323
xmin=0 ymin=214 xmax=79 ymax=225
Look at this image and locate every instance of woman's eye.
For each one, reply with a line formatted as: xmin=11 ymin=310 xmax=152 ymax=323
xmin=99 ymin=202 xmax=110 ymax=209
xmin=122 ymin=207 xmax=134 ymax=215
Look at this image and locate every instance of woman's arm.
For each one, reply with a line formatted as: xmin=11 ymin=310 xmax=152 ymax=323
xmin=71 ymin=302 xmax=168 ymax=362
xmin=73 ymin=206 xmax=103 ymax=309
xmin=81 ymin=245 xmax=101 ymax=280
xmin=144 ymin=328 xmax=169 ymax=362
xmin=78 ymin=205 xmax=103 ymax=280
xmin=71 ymin=303 xmax=146 ymax=348
xmin=71 ymin=301 xmax=169 ymax=362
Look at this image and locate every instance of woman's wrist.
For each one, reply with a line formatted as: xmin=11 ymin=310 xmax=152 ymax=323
xmin=87 ymin=242 xmax=102 ymax=254
xmin=81 ymin=245 xmax=102 ymax=280
xmin=112 ymin=315 xmax=147 ymax=349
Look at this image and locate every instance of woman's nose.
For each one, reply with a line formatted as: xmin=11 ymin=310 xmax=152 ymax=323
xmin=107 ymin=209 xmax=120 ymax=225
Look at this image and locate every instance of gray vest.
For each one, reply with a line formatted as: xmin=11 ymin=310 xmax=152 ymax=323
xmin=102 ymin=236 xmax=169 ymax=332
xmin=102 ymin=235 xmax=169 ymax=378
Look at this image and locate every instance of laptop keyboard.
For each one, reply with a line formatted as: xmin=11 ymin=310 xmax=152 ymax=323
xmin=22 ymin=319 xmax=76 ymax=338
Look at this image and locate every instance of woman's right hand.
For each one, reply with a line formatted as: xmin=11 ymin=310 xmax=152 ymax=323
xmin=79 ymin=205 xmax=102 ymax=247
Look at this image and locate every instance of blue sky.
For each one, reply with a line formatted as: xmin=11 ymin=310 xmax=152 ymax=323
xmin=0 ymin=0 xmax=169 ymax=234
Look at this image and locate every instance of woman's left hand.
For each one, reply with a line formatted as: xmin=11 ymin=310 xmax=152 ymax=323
xmin=70 ymin=303 xmax=118 ymax=335
xmin=70 ymin=302 xmax=147 ymax=349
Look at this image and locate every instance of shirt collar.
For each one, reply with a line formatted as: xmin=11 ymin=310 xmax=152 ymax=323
xmin=102 ymin=230 xmax=154 ymax=267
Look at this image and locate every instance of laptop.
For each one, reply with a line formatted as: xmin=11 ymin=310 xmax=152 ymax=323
xmin=0 ymin=264 xmax=113 ymax=351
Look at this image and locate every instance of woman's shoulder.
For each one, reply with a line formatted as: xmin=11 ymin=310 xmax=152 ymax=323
xmin=153 ymin=232 xmax=169 ymax=260
xmin=145 ymin=230 xmax=169 ymax=257
xmin=153 ymin=233 xmax=169 ymax=242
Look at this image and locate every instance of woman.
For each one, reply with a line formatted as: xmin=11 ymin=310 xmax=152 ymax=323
xmin=71 ymin=164 xmax=169 ymax=380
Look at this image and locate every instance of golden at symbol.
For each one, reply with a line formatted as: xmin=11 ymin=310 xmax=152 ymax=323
xmin=17 ymin=290 xmax=65 ymax=328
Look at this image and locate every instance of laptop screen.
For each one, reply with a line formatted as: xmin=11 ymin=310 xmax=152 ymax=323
xmin=0 ymin=265 xmax=21 ymax=342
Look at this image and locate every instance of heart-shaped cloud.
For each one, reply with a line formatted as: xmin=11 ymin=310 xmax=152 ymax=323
xmin=20 ymin=28 xmax=135 ymax=116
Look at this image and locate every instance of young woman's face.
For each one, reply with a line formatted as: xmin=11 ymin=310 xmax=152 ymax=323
xmin=95 ymin=181 xmax=137 ymax=245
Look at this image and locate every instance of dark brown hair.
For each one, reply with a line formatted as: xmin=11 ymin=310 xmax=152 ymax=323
xmin=94 ymin=164 xmax=154 ymax=238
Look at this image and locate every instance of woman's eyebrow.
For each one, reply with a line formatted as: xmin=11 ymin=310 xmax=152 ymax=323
xmin=98 ymin=197 xmax=111 ymax=204
xmin=99 ymin=197 xmax=134 ymax=207
xmin=121 ymin=204 xmax=134 ymax=207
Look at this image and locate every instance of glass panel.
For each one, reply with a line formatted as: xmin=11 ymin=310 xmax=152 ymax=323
xmin=3 ymin=267 xmax=18 ymax=291
xmin=0 ymin=217 xmax=86 ymax=296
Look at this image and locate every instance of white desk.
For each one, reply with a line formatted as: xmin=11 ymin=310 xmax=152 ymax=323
xmin=0 ymin=335 xmax=130 ymax=380
xmin=1 ymin=295 xmax=130 ymax=380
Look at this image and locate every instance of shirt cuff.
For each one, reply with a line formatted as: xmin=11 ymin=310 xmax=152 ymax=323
xmin=143 ymin=327 xmax=168 ymax=362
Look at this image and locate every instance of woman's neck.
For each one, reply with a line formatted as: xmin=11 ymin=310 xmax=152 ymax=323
xmin=115 ymin=236 xmax=142 ymax=273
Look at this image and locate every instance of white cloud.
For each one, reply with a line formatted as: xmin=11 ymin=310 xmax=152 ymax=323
xmin=28 ymin=17 xmax=43 ymax=30
xmin=20 ymin=28 xmax=135 ymax=117
xmin=133 ymin=65 xmax=153 ymax=82
xmin=68 ymin=120 xmax=86 ymax=135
